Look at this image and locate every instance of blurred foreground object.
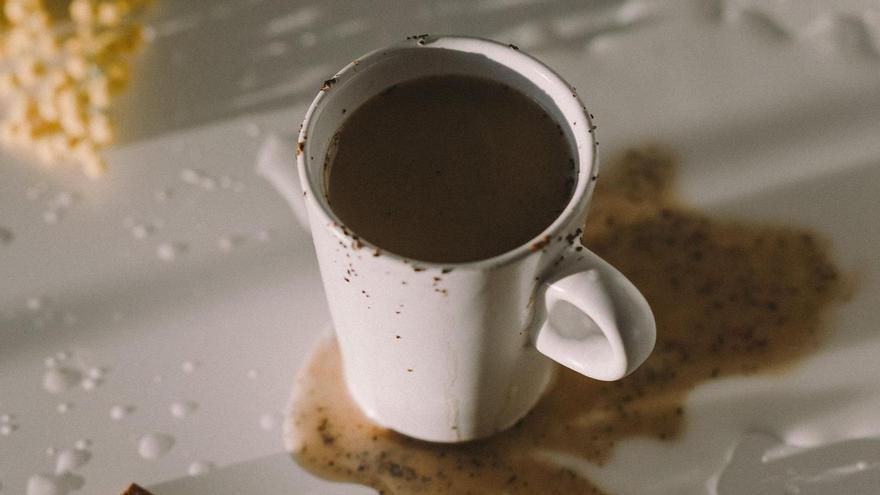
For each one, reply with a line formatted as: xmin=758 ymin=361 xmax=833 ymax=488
xmin=0 ymin=0 xmax=152 ymax=177
xmin=121 ymin=483 xmax=155 ymax=494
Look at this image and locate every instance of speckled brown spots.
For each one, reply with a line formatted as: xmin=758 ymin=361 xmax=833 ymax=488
xmin=406 ymin=33 xmax=429 ymax=45
xmin=288 ymin=146 xmax=846 ymax=495
xmin=565 ymin=228 xmax=583 ymax=245
xmin=321 ymin=77 xmax=338 ymax=91
xmin=296 ymin=141 xmax=304 ymax=156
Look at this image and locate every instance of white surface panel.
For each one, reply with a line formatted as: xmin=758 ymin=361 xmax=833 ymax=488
xmin=2 ymin=0 xmax=880 ymax=493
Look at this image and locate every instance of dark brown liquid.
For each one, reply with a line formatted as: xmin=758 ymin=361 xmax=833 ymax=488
xmin=290 ymin=146 xmax=847 ymax=494
xmin=325 ymin=75 xmax=575 ymax=263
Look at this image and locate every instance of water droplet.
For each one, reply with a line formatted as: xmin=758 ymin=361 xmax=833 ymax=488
xmin=256 ymin=229 xmax=273 ymax=242
xmin=55 ymin=351 xmax=69 ymax=361
xmin=86 ymin=367 xmax=105 ymax=380
xmin=0 ymin=413 xmax=13 ymax=423
xmin=181 ymin=360 xmax=198 ymax=373
xmin=169 ymin=401 xmax=198 ymax=419
xmin=109 ymin=405 xmax=134 ymax=421
xmin=43 ymin=367 xmax=82 ymax=394
xmin=26 ymin=472 xmax=84 ymax=495
xmin=26 ymin=296 xmax=46 ymax=312
xmin=26 ymin=182 xmax=48 ymax=201
xmin=46 ymin=446 xmax=57 ymax=456
xmin=27 ymin=474 xmax=64 ymax=495
xmin=131 ymin=223 xmax=153 ymax=240
xmin=180 ymin=168 xmax=202 ymax=184
xmin=217 ymin=234 xmax=244 ymax=253
xmin=0 ymin=424 xmax=16 ymax=436
xmin=259 ymin=413 xmax=277 ymax=431
xmin=187 ymin=460 xmax=215 ymax=477
xmin=157 ymin=242 xmax=187 ymax=262
xmin=243 ymin=121 xmax=261 ymax=137
xmin=44 ymin=357 xmax=58 ymax=368
xmin=246 ymin=369 xmax=259 ymax=379
xmin=74 ymin=439 xmax=90 ymax=450
xmin=50 ymin=192 xmax=75 ymax=209
xmin=138 ymin=433 xmax=175 ymax=460
xmin=124 ymin=218 xmax=160 ymax=240
xmin=616 ymin=0 xmax=655 ymax=24
xmin=142 ymin=25 xmax=157 ymax=43
xmin=42 ymin=209 xmax=60 ymax=225
xmin=200 ymin=177 xmax=217 ymax=191
xmin=154 ymin=188 xmax=173 ymax=203
xmin=55 ymin=447 xmax=90 ymax=473
xmin=56 ymin=402 xmax=72 ymax=414
xmin=80 ymin=378 xmax=100 ymax=391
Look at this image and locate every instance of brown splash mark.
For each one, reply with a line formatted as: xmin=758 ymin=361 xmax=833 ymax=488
xmin=287 ymin=146 xmax=847 ymax=494
xmin=529 ymin=234 xmax=552 ymax=252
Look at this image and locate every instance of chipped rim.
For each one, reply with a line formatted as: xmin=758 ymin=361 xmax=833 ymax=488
xmin=296 ymin=35 xmax=598 ymax=271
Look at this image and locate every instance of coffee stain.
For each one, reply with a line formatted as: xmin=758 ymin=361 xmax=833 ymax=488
xmin=286 ymin=146 xmax=847 ymax=494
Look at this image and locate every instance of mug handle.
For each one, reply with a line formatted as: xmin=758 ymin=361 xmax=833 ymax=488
xmin=535 ymin=240 xmax=655 ymax=381
xmin=255 ymin=133 xmax=311 ymax=233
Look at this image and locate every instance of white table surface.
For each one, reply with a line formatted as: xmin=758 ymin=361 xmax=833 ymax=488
xmin=2 ymin=0 xmax=880 ymax=493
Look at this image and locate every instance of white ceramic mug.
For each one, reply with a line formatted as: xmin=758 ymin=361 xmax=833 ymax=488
xmin=292 ymin=35 xmax=655 ymax=443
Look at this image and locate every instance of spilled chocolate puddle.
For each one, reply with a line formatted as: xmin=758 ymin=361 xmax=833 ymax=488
xmin=285 ymin=147 xmax=846 ymax=494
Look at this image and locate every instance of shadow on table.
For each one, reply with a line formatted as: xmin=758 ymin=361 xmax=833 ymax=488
xmin=148 ymin=452 xmax=373 ymax=495
xmin=113 ymin=0 xmax=635 ymax=144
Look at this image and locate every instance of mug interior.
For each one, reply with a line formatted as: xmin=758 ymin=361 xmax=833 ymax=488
xmin=299 ymin=36 xmax=596 ymax=268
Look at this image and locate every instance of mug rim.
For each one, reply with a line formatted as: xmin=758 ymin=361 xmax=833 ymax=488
xmin=297 ymin=35 xmax=598 ymax=270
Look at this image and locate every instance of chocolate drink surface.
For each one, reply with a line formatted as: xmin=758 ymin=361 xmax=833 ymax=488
xmin=326 ymin=75 xmax=576 ymax=262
